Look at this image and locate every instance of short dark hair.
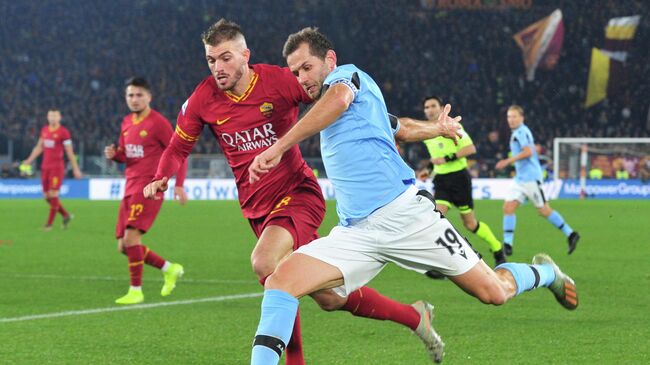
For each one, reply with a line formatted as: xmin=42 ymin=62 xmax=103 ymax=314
xmin=423 ymin=95 xmax=443 ymax=107
xmin=202 ymin=18 xmax=244 ymax=46
xmin=47 ymin=107 xmax=60 ymax=113
xmin=125 ymin=77 xmax=150 ymax=91
xmin=282 ymin=27 xmax=333 ymax=59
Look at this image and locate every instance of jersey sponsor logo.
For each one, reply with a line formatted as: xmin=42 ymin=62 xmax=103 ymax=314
xmin=181 ymin=99 xmax=189 ymax=116
xmin=259 ymin=102 xmax=274 ymax=118
xmin=139 ymin=130 xmax=148 ymax=138
xmin=220 ymin=122 xmax=278 ymax=152
xmin=215 ymin=117 xmax=231 ymax=125
xmin=438 ymin=142 xmax=444 ymax=149
xmin=125 ymin=144 xmax=144 ymax=158
xmin=43 ymin=139 xmax=56 ymax=148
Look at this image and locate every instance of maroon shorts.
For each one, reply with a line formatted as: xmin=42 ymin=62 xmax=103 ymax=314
xmin=248 ymin=177 xmax=325 ymax=250
xmin=115 ymin=191 xmax=164 ymax=238
xmin=41 ymin=167 xmax=65 ymax=192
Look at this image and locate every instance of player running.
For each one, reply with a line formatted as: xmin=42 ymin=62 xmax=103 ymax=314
xmin=402 ymin=96 xmax=506 ymax=268
xmin=143 ymin=19 xmax=461 ymax=365
xmin=248 ymin=27 xmax=579 ymax=365
xmin=104 ymin=77 xmax=188 ymax=304
xmin=21 ymin=108 xmax=82 ymax=230
xmin=496 ymin=105 xmax=580 ymax=256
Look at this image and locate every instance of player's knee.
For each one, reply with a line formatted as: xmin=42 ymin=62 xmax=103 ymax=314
xmin=311 ymin=292 xmax=346 ymax=312
xmin=250 ymin=254 xmax=277 ymax=280
xmin=264 ymin=271 xmax=293 ymax=293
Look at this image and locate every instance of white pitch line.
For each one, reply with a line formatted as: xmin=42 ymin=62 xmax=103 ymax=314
xmin=0 ymin=292 xmax=263 ymax=324
xmin=3 ymin=273 xmax=256 ymax=285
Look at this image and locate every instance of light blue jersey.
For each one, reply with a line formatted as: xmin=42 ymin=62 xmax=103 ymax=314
xmin=510 ymin=124 xmax=543 ymax=182
xmin=320 ymin=64 xmax=415 ymax=226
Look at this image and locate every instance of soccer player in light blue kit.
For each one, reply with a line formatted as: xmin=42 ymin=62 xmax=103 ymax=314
xmin=248 ymin=29 xmax=579 ymax=365
xmin=496 ymin=105 xmax=580 ymax=256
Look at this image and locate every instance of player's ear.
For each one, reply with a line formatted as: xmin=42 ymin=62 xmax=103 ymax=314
xmin=325 ymin=50 xmax=337 ymax=71
xmin=242 ymin=48 xmax=251 ymax=63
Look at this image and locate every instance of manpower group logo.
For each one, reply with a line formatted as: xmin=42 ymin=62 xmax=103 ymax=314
xmin=560 ymin=180 xmax=650 ymax=199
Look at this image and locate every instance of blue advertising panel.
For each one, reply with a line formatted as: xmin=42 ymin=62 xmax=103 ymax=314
xmin=0 ymin=179 xmax=89 ymax=199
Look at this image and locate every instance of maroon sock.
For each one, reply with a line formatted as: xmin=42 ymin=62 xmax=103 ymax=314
xmin=46 ymin=198 xmax=57 ymax=226
xmin=124 ymin=245 xmax=144 ymax=287
xmin=285 ymin=309 xmax=305 ymax=365
xmin=54 ymin=198 xmax=69 ymax=217
xmin=342 ymin=286 xmax=420 ymax=331
xmin=142 ymin=245 xmax=166 ymax=269
xmin=258 ymin=274 xmax=305 ymax=365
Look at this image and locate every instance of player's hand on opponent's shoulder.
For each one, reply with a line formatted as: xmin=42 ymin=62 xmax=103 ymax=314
xmin=249 ymin=147 xmax=283 ymax=183
xmin=174 ymin=186 xmax=188 ymax=205
xmin=104 ymin=144 xmax=116 ymax=160
xmin=437 ymin=104 xmax=463 ymax=143
xmin=143 ymin=177 xmax=169 ymax=200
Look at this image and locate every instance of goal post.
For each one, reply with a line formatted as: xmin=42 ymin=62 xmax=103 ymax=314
xmin=553 ymin=138 xmax=650 ymax=196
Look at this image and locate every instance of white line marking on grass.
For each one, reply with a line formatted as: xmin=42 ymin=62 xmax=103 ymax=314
xmin=0 ymin=292 xmax=263 ymax=324
xmin=4 ymin=273 xmax=256 ymax=285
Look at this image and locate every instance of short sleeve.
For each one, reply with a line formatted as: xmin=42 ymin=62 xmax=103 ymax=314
xmin=62 ymin=128 xmax=72 ymax=145
xmin=323 ymin=67 xmax=360 ymax=99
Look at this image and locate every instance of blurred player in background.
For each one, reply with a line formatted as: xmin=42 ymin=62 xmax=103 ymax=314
xmin=248 ymin=27 xmax=579 ymax=365
xmin=144 ymin=19 xmax=450 ymax=365
xmin=104 ymin=77 xmax=188 ymax=304
xmin=21 ymin=108 xmax=82 ymax=230
xmin=404 ymin=96 xmax=506 ymax=268
xmin=496 ymin=105 xmax=580 ymax=255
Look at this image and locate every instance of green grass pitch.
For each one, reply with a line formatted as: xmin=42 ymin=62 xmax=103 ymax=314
xmin=1 ymin=199 xmax=649 ymax=364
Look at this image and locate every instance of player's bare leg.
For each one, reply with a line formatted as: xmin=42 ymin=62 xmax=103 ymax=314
xmin=253 ymin=225 xmax=426 ymax=364
xmin=251 ymin=225 xmax=304 ymax=365
xmin=449 ymin=257 xmax=578 ymax=309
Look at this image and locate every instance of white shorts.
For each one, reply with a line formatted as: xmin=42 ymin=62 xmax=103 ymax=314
xmin=295 ymin=186 xmax=481 ymax=297
xmin=505 ymin=180 xmax=547 ymax=208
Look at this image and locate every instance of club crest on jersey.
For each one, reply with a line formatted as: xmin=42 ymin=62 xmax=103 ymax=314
xmin=259 ymin=102 xmax=274 ymax=118
xmin=139 ymin=130 xmax=148 ymax=138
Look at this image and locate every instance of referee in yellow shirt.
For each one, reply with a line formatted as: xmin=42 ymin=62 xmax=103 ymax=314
xmin=421 ymin=96 xmax=506 ymax=267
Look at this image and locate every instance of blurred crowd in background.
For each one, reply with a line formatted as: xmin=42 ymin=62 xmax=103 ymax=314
xmin=1 ymin=0 xmax=648 ymax=178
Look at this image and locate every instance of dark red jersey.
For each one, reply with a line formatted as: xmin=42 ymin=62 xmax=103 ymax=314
xmin=40 ymin=125 xmax=72 ymax=169
xmin=113 ymin=109 xmax=186 ymax=196
xmin=154 ymin=64 xmax=314 ymax=218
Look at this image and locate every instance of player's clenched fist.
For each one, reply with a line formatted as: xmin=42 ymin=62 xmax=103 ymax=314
xmin=143 ymin=177 xmax=169 ymax=200
xmin=249 ymin=147 xmax=283 ymax=183
xmin=104 ymin=144 xmax=116 ymax=159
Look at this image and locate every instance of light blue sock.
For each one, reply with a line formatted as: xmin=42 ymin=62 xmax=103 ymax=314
xmin=547 ymin=211 xmax=573 ymax=236
xmin=503 ymin=214 xmax=516 ymax=246
xmin=251 ymin=289 xmax=299 ymax=365
xmin=495 ymin=263 xmax=555 ymax=296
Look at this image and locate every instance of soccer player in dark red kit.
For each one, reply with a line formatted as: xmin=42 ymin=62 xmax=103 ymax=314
xmin=22 ymin=108 xmax=82 ymax=230
xmin=144 ymin=19 xmax=437 ymax=365
xmin=105 ymin=77 xmax=188 ymax=305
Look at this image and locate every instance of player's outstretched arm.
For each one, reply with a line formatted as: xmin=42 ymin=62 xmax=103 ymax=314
xmin=395 ymin=104 xmax=462 ymax=142
xmin=249 ymin=83 xmax=353 ymax=183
